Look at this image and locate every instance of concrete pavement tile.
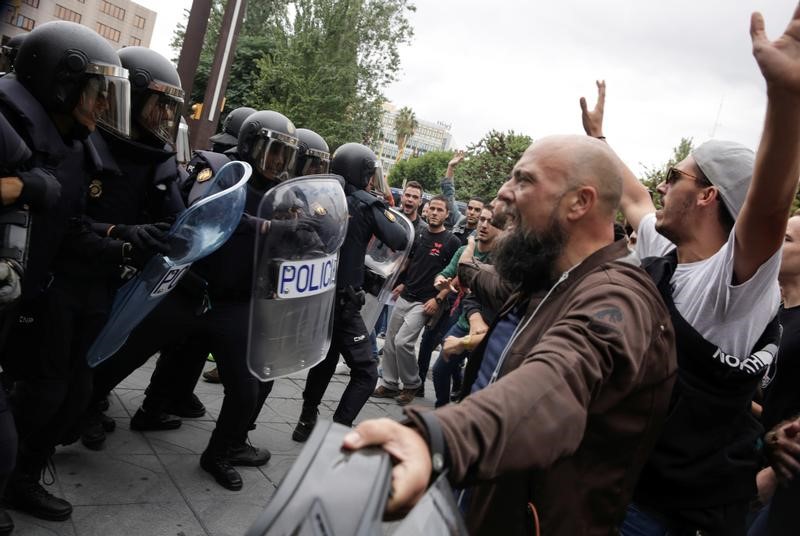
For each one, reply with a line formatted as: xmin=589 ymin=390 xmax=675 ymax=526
xmin=353 ymin=402 xmax=403 ymax=423
xmin=256 ymin=454 xmax=298 ymax=488
xmin=268 ymin=379 xmax=303 ymax=399
xmin=5 ymin=512 xmax=76 ymax=536
xmin=188 ymin=494 xmax=276 ymax=536
xmin=249 ymin=423 xmax=302 ymax=457
xmin=320 ymin=380 xmax=347 ymax=401
xmin=113 ymin=389 xmax=146 ymax=415
xmin=54 ymin=451 xmax=182 ymax=506
xmin=71 ymin=503 xmax=207 ymax=536
xmin=158 ymin=454 xmax=271 ymax=502
xmin=147 ymin=420 xmax=216 ymax=455
xmin=258 ymin=398 xmax=301 ymax=423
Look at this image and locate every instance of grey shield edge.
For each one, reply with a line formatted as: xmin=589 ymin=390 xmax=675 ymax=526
xmin=361 ymin=208 xmax=415 ymax=333
xmin=244 ymin=419 xmax=468 ymax=536
xmin=85 ymin=161 xmax=252 ymax=367
xmin=247 ymin=175 xmax=348 ymax=381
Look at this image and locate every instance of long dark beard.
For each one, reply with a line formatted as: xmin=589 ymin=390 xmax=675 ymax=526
xmin=493 ymin=217 xmax=566 ymax=294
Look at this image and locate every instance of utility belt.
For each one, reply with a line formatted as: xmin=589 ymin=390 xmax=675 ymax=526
xmin=337 ymin=286 xmax=365 ymax=308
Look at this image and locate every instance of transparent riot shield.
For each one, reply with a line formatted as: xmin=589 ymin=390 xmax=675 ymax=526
xmin=86 ymin=161 xmax=252 ymax=367
xmin=360 ymin=209 xmax=414 ymax=333
xmin=247 ymin=175 xmax=348 ymax=381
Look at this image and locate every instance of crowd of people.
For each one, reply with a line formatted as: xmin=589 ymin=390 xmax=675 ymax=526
xmin=1 ymin=5 xmax=800 ymax=536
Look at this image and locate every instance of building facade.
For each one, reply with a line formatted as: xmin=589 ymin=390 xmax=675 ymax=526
xmin=371 ymin=102 xmax=454 ymax=176
xmin=1 ymin=0 xmax=156 ymax=49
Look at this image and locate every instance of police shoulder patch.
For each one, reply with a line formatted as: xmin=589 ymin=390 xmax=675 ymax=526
xmin=384 ymin=209 xmax=396 ymax=222
xmin=89 ymin=179 xmax=103 ymax=198
xmin=196 ymin=167 xmax=213 ymax=183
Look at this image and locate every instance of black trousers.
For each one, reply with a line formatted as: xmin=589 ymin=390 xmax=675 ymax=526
xmin=92 ymin=291 xmax=272 ymax=453
xmin=5 ymin=277 xmax=112 ymax=472
xmin=302 ymin=300 xmax=376 ymax=426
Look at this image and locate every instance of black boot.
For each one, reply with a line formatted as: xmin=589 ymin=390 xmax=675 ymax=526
xmin=292 ymin=405 xmax=319 ymax=443
xmin=130 ymin=408 xmax=181 ymax=431
xmin=200 ymin=435 xmax=242 ymax=491
xmin=200 ymin=450 xmax=242 ymax=491
xmin=227 ymin=441 xmax=271 ymax=467
xmin=0 ymin=508 xmax=12 ymax=535
xmin=166 ymin=393 xmax=206 ymax=419
xmin=4 ymin=470 xmax=72 ymax=521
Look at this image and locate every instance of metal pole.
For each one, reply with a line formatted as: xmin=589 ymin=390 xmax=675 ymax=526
xmin=176 ymin=0 xmax=212 ymax=101
xmin=189 ymin=0 xmax=248 ymax=150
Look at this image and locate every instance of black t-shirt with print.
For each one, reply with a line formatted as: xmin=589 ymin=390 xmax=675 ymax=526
xmin=401 ymin=227 xmax=461 ymax=303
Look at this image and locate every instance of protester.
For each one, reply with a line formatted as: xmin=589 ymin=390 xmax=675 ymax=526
xmin=372 ymin=195 xmax=461 ymax=406
xmin=346 ymin=134 xmax=678 ymax=534
xmin=578 ymin=8 xmax=800 ymax=534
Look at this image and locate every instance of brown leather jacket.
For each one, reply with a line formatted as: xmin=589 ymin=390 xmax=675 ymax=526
xmin=406 ymin=240 xmax=677 ymax=535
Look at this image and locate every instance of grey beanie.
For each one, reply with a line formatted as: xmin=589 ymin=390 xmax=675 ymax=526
xmin=691 ymin=140 xmax=754 ymax=220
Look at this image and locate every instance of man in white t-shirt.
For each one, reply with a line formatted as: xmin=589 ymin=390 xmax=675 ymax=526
xmin=579 ymin=10 xmax=800 ymax=533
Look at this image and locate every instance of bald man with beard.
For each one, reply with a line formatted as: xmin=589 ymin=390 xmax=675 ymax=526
xmin=343 ymin=135 xmax=678 ymax=535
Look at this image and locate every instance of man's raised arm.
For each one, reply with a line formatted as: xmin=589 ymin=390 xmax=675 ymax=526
xmin=580 ymin=80 xmax=655 ymax=231
xmin=734 ymin=7 xmax=800 ymax=283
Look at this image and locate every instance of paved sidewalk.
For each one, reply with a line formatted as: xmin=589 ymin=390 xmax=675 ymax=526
xmin=9 ymin=355 xmax=435 ymax=536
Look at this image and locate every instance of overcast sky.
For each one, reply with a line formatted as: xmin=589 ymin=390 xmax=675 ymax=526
xmin=137 ymin=0 xmax=800 ymax=174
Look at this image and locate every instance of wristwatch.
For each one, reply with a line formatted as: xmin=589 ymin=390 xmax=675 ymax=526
xmin=435 ymin=297 xmax=443 ymax=305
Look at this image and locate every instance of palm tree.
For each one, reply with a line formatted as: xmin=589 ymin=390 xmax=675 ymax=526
xmin=394 ymin=106 xmax=418 ymax=163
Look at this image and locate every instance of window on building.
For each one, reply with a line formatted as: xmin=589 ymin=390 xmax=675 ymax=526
xmin=100 ymin=0 xmax=126 ymax=21
xmin=129 ymin=36 xmax=141 ymax=46
xmin=134 ymin=14 xmax=146 ymax=29
xmin=55 ymin=4 xmax=81 ymax=23
xmin=22 ymin=0 xmax=40 ymax=7
xmin=95 ymin=22 xmax=120 ymax=42
xmin=1 ymin=6 xmax=14 ymax=25
xmin=14 ymin=15 xmax=35 ymax=31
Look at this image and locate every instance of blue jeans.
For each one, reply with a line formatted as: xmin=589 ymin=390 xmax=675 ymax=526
xmin=620 ymin=504 xmax=671 ymax=536
xmin=432 ymin=323 xmax=469 ymax=407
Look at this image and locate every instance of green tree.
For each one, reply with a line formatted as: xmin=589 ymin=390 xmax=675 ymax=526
xmin=456 ymin=130 xmax=533 ymax=201
xmin=639 ymin=137 xmax=694 ymax=208
xmin=394 ymin=106 xmax=418 ymax=163
xmin=171 ymin=0 xmax=414 ymax=147
xmin=388 ymin=150 xmax=452 ymax=193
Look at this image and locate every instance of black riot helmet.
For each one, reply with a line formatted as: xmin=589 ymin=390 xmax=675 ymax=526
xmin=237 ymin=110 xmax=299 ymax=183
xmin=209 ymin=106 xmax=256 ymax=151
xmin=14 ymin=21 xmax=130 ymax=138
xmin=117 ymin=46 xmax=184 ymax=149
xmin=330 ymin=143 xmax=382 ymax=191
xmin=0 ymin=33 xmax=27 ymax=73
xmin=294 ymin=128 xmax=330 ymax=176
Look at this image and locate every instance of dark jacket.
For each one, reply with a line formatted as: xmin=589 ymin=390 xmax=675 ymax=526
xmin=406 ymin=240 xmax=677 ymax=535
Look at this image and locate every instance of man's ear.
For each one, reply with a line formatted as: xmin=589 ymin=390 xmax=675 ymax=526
xmin=697 ymin=186 xmax=719 ymax=209
xmin=565 ymin=186 xmax=597 ymax=221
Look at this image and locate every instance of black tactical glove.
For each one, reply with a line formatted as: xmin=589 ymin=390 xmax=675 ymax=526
xmin=0 ymin=260 xmax=22 ymax=309
xmin=17 ymin=169 xmax=62 ymax=209
xmin=267 ymin=215 xmax=322 ymax=236
xmin=110 ymin=222 xmax=172 ymax=256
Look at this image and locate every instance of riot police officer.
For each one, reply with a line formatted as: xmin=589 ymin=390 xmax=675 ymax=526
xmin=294 ymin=128 xmax=331 ymax=176
xmin=0 ymin=33 xmax=26 ymax=76
xmin=209 ymin=105 xmax=256 ymax=154
xmin=89 ymin=110 xmax=301 ymax=491
xmin=292 ymin=143 xmax=408 ymax=441
xmin=0 ymin=21 xmax=133 ymax=522
xmin=77 ymin=46 xmax=186 ymax=449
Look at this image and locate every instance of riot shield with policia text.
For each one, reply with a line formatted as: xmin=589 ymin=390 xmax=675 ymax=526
xmin=247 ymin=175 xmax=348 ymax=381
xmin=361 ymin=208 xmax=414 ymax=334
xmin=86 ymin=161 xmax=252 ymax=366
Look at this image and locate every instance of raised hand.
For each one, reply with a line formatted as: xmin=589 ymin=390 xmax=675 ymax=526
xmin=751 ymin=5 xmax=800 ymax=93
xmin=448 ymin=150 xmax=465 ymax=169
xmin=579 ymin=80 xmax=606 ymax=137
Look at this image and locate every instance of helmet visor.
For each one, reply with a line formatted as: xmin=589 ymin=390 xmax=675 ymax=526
xmin=370 ymin=160 xmax=390 ymax=199
xmin=298 ymin=147 xmax=330 ymax=176
xmin=76 ymin=63 xmax=131 ymax=137
xmin=251 ymin=131 xmax=298 ymax=182
xmin=138 ymin=86 xmax=184 ymax=148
